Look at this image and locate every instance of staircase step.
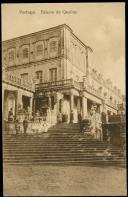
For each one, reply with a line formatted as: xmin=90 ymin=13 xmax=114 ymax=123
xmin=3 ymin=123 xmax=125 ymax=166
xmin=3 ymin=161 xmax=126 ymax=168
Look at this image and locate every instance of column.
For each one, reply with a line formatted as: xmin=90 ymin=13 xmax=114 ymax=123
xmin=32 ymin=98 xmax=36 ymax=113
xmin=70 ymin=93 xmax=74 ymax=123
xmin=99 ymin=104 xmax=103 ymax=113
xmin=15 ymin=90 xmax=18 ymax=119
xmin=77 ymin=97 xmax=81 ymax=113
xmin=17 ymin=91 xmax=23 ymax=109
xmin=82 ymin=96 xmax=87 ymax=119
xmin=70 ymin=94 xmax=74 ymax=111
xmin=56 ymin=93 xmax=60 ymax=114
xmin=77 ymin=97 xmax=81 ymax=123
xmin=48 ymin=95 xmax=52 ymax=124
xmin=29 ymin=97 xmax=33 ymax=114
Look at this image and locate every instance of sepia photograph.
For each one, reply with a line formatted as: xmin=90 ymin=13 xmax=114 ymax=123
xmin=2 ymin=2 xmax=126 ymax=196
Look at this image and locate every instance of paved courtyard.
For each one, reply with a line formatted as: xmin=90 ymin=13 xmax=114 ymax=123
xmin=3 ymin=164 xmax=127 ymax=196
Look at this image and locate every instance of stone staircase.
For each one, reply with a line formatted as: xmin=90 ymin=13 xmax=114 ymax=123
xmin=3 ymin=123 xmax=126 ymax=166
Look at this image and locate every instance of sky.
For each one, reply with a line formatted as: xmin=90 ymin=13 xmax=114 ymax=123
xmin=2 ymin=3 xmax=125 ymax=93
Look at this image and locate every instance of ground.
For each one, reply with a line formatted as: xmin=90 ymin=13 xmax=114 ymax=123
xmin=3 ymin=164 xmax=127 ymax=196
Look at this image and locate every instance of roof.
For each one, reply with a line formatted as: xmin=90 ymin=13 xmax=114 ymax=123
xmin=2 ymin=23 xmax=89 ymax=49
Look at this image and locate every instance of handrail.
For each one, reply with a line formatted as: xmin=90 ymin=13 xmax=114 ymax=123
xmin=35 ymin=79 xmax=74 ymax=90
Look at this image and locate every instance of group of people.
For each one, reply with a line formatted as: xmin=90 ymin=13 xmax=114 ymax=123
xmin=15 ymin=117 xmax=50 ymax=135
xmin=7 ymin=108 xmax=49 ymax=135
xmin=7 ymin=104 xmax=105 ymax=140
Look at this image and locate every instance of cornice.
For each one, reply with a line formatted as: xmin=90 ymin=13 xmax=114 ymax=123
xmin=2 ymin=24 xmax=71 ymax=44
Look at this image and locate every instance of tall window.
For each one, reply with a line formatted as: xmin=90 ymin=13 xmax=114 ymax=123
xmin=21 ymin=73 xmax=28 ymax=82
xmin=36 ymin=44 xmax=43 ymax=56
xmin=50 ymin=41 xmax=57 ymax=52
xmin=36 ymin=71 xmax=43 ymax=83
xmin=8 ymin=51 xmax=15 ymax=61
xmin=23 ymin=48 xmax=29 ymax=58
xmin=49 ymin=68 xmax=57 ymax=81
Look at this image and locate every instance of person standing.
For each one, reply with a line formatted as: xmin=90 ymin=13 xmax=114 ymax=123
xmin=78 ymin=113 xmax=82 ymax=132
xmin=15 ymin=119 xmax=20 ymax=135
xmin=23 ymin=117 xmax=28 ymax=135
xmin=57 ymin=112 xmax=62 ymax=124
xmin=8 ymin=108 xmax=14 ymax=122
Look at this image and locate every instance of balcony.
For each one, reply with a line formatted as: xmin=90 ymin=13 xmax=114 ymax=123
xmin=85 ymin=85 xmax=104 ymax=99
xmin=2 ymin=72 xmax=34 ymax=92
xmin=105 ymin=99 xmax=117 ymax=109
xmin=35 ymin=79 xmax=82 ymax=92
xmin=35 ymin=78 xmax=117 ymax=109
xmin=83 ymin=84 xmax=117 ymax=109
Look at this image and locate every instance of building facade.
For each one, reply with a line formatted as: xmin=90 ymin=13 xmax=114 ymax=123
xmin=2 ymin=24 xmax=124 ymax=125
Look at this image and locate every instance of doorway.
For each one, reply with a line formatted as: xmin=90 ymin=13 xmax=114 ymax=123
xmin=22 ymin=95 xmax=30 ymax=110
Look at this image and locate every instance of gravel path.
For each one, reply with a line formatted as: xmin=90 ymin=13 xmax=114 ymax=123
xmin=3 ymin=164 xmax=127 ymax=196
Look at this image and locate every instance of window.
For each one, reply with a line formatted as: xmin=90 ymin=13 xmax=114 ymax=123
xmin=36 ymin=44 xmax=43 ymax=56
xmin=23 ymin=48 xmax=29 ymax=58
xmin=21 ymin=73 xmax=28 ymax=82
xmin=36 ymin=71 xmax=43 ymax=83
xmin=50 ymin=41 xmax=57 ymax=52
xmin=8 ymin=51 xmax=15 ymax=61
xmin=49 ymin=68 xmax=57 ymax=81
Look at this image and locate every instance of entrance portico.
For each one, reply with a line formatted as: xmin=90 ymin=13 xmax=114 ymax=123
xmin=3 ymin=81 xmax=34 ymax=121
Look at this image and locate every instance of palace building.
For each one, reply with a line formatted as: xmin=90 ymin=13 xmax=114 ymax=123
xmin=2 ymin=24 xmax=124 ymax=125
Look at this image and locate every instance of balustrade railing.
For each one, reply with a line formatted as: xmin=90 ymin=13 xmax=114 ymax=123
xmin=35 ymin=78 xmax=117 ymax=109
xmin=84 ymin=84 xmax=104 ymax=98
xmin=83 ymin=83 xmax=117 ymax=109
xmin=35 ymin=79 xmax=80 ymax=90
xmin=3 ymin=73 xmax=34 ymax=92
xmin=105 ymin=99 xmax=117 ymax=109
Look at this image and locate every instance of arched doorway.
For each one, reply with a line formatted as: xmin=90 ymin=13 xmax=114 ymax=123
xmin=4 ymin=90 xmax=16 ymax=120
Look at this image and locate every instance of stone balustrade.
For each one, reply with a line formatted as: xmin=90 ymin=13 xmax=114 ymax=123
xmin=3 ymin=72 xmax=34 ymax=92
xmin=35 ymin=79 xmax=81 ymax=91
xmin=105 ymin=99 xmax=117 ymax=109
xmin=83 ymin=83 xmax=117 ymax=109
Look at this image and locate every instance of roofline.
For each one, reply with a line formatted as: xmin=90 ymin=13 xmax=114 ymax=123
xmin=2 ymin=23 xmax=89 ymax=50
xmin=2 ymin=24 xmax=72 ymax=44
xmin=71 ymin=32 xmax=88 ymax=49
